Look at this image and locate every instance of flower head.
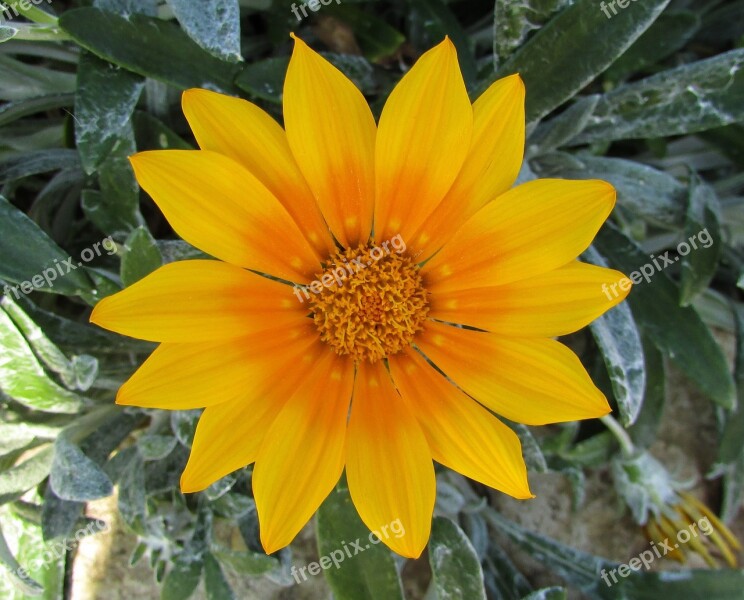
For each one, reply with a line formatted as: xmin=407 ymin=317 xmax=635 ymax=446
xmin=612 ymin=451 xmax=740 ymax=567
xmin=644 ymin=492 xmax=740 ymax=567
xmin=91 ymin=36 xmax=629 ymax=558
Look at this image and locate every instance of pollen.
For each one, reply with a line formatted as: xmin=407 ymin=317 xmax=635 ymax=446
xmin=310 ymin=243 xmax=429 ymax=363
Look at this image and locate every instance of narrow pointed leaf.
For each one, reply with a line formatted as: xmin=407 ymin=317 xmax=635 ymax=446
xmin=594 ymin=224 xmax=735 ymax=409
xmin=484 ymin=0 xmax=670 ymax=121
xmin=584 ymin=246 xmax=645 ymax=426
xmin=576 ymin=49 xmax=744 ymax=143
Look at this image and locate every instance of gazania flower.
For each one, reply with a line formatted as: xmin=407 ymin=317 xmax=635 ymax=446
xmin=91 ymin=35 xmax=629 ymax=558
xmin=612 ymin=450 xmax=740 ymax=567
xmin=644 ymin=492 xmax=740 ymax=567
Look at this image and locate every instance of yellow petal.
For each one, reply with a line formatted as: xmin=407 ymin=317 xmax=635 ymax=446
xmin=254 ymin=350 xmax=354 ymax=554
xmin=409 ymin=74 xmax=525 ymax=260
xmin=346 ymin=360 xmax=435 ymax=558
xmin=429 ymin=261 xmax=631 ymax=337
xmin=180 ymin=332 xmax=324 ymax=493
xmin=389 ymin=350 xmax=532 ymax=499
xmin=182 ymin=89 xmax=335 ymax=257
xmin=116 ymin=321 xmax=318 ymax=410
xmin=416 ymin=321 xmax=611 ymax=425
xmin=422 ymin=179 xmax=615 ymax=292
xmin=374 ymin=38 xmax=472 ymax=245
xmin=129 ymin=150 xmax=320 ymax=282
xmin=284 ymin=35 xmax=376 ymax=247
xmin=90 ymin=260 xmax=306 ymax=343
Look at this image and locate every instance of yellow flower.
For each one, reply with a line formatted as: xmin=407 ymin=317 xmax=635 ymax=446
xmin=90 ymin=35 xmax=629 ymax=558
xmin=644 ymin=492 xmax=740 ymax=568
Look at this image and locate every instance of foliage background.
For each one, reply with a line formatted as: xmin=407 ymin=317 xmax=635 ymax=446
xmin=0 ymin=0 xmax=743 ymax=598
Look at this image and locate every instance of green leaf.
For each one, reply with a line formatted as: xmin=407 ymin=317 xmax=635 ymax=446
xmin=120 ymin=226 xmax=163 ymax=286
xmin=594 ymin=223 xmax=736 ymax=409
xmin=1 ymin=295 xmax=99 ymax=392
xmin=235 ymin=52 xmax=376 ymax=104
xmin=171 ymin=410 xmax=200 ymax=447
xmin=679 ymin=175 xmax=722 ymax=306
xmin=576 ymin=49 xmax=744 ymax=143
xmin=527 ymin=95 xmax=600 ymax=156
xmin=0 ymin=26 xmax=19 ymax=43
xmin=0 ymin=307 xmax=85 ymax=414
xmin=0 ymin=196 xmax=94 ymax=297
xmin=7 ymin=506 xmax=67 ymax=600
xmin=627 ymin=336 xmax=666 ymax=450
xmin=49 ymin=437 xmax=113 ymax=502
xmin=520 ymin=589 xmax=567 ymax=600
xmin=133 ymin=111 xmax=193 ymax=151
xmin=406 ymin=0 xmax=477 ymax=90
xmin=584 ymin=246 xmax=645 ymax=426
xmin=0 ymin=522 xmax=44 ymax=596
xmin=483 ymin=542 xmax=532 ymax=599
xmin=234 ymin=56 xmax=287 ymax=103
xmin=74 ymin=51 xmax=144 ymax=174
xmin=0 ymin=93 xmax=74 ymax=127
xmin=166 ymin=0 xmax=242 ymax=62
xmin=40 ymin=487 xmax=84 ymax=542
xmin=484 ymin=509 xmax=604 ymax=594
xmin=94 ymin=135 xmax=144 ymax=238
xmin=11 ymin=294 xmax=151 ymax=356
xmin=0 ymin=148 xmax=80 ymax=183
xmin=316 ymin=483 xmax=404 ymax=600
xmin=161 ymin=554 xmax=204 ymax=600
xmin=559 ymin=431 xmax=614 ymax=469
xmin=510 ymin=423 xmax=547 ymax=473
xmin=0 ymin=55 xmax=75 ymax=102
xmin=721 ymin=449 xmax=744 ymax=523
xmin=605 ymin=11 xmax=700 ymax=83
xmin=137 ymin=434 xmax=178 ymax=461
xmin=0 ymin=446 xmax=54 ymax=506
xmin=93 ymin=0 xmax=158 ymax=16
xmin=158 ymin=240 xmax=209 ymax=263
xmin=589 ymin=301 xmax=645 ymax=427
xmin=0 ymin=422 xmax=55 ymax=458
xmin=59 ymin=8 xmax=242 ymax=93
xmin=326 ymin=4 xmax=405 ymax=62
xmin=210 ymin=547 xmax=278 ymax=576
xmin=117 ymin=451 xmax=146 ymax=531
xmin=203 ymin=553 xmax=236 ymax=600
xmin=485 ymin=0 xmax=670 ymax=121
xmin=5 ymin=0 xmax=58 ymax=24
xmin=429 ymin=517 xmax=487 ymax=600
xmin=492 ymin=0 xmax=571 ymax=68
xmin=615 ymin=570 xmax=744 ymax=600
xmin=717 ymin=304 xmax=744 ymax=466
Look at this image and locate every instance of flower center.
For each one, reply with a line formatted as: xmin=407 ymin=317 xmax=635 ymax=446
xmin=309 ymin=243 xmax=429 ymax=363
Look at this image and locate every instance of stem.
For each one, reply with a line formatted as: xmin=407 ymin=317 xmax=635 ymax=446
xmin=600 ymin=414 xmax=635 ymax=456
xmin=8 ymin=23 xmax=70 ymax=42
